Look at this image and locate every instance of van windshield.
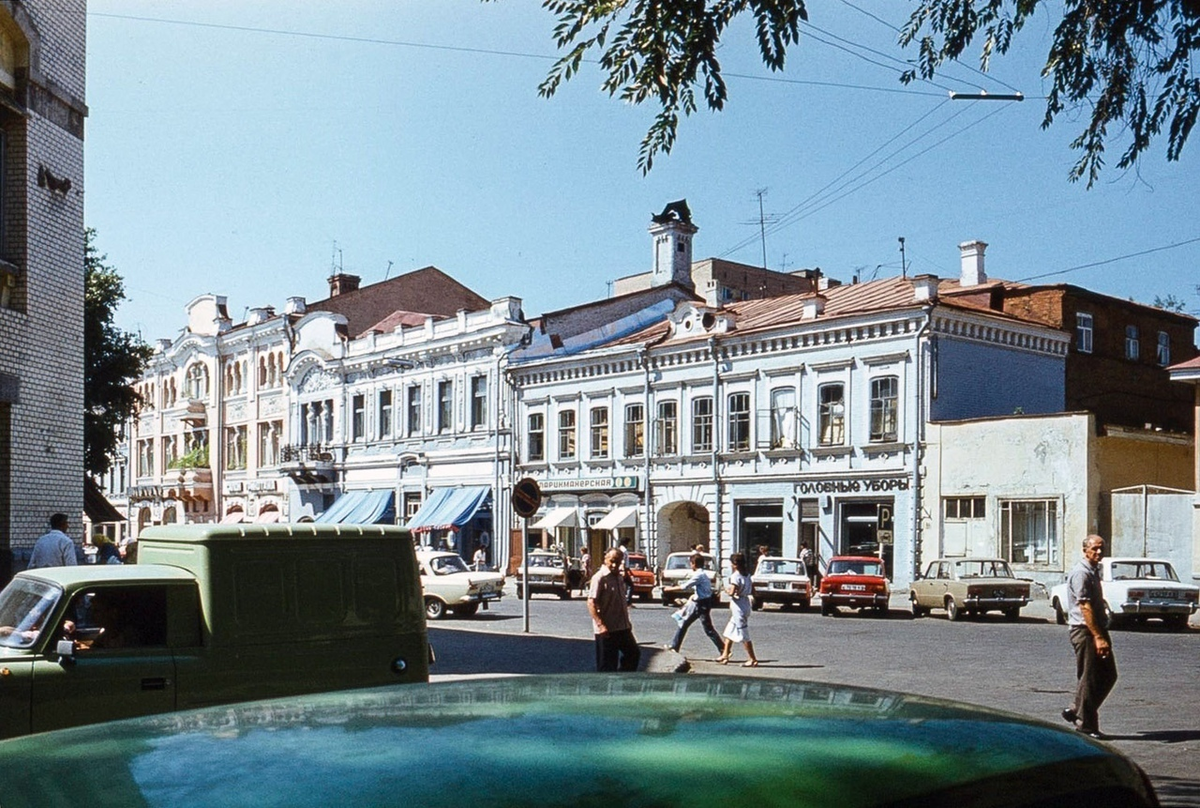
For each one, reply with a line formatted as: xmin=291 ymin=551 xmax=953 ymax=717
xmin=0 ymin=578 xmax=61 ymax=649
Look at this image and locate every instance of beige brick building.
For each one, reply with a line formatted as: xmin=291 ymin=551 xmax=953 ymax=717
xmin=0 ymin=0 xmax=88 ymax=582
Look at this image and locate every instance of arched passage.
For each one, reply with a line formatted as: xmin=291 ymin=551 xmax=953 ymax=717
xmin=655 ymin=501 xmax=709 ymax=566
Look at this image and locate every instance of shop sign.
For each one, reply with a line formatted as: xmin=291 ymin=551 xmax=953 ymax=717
xmin=247 ymin=479 xmax=279 ymax=493
xmin=539 ymin=475 xmax=640 ymax=492
xmin=796 ymin=477 xmax=911 ymax=495
xmin=223 ymin=481 xmax=245 ymax=495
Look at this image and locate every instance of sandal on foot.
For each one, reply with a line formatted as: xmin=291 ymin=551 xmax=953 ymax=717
xmin=716 ymin=656 xmax=730 ymax=665
xmin=742 ymin=660 xmax=759 ymax=667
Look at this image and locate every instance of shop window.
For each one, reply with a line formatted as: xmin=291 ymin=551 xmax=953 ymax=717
xmin=470 ymin=375 xmax=487 ymax=429
xmin=624 ymin=403 xmax=644 ymax=458
xmin=528 ymin=413 xmax=545 ymax=462
xmin=1075 ymin=312 xmax=1093 ymax=353
xmin=1125 ymin=325 xmax=1139 ymax=361
xmin=727 ymin=392 xmax=750 ymax=451
xmin=437 ymin=381 xmax=453 ymax=433
xmin=558 ymin=409 xmax=576 ymax=460
xmin=769 ymin=387 xmax=796 ymax=449
xmin=869 ymin=376 xmax=898 ymax=443
xmin=818 ymin=383 xmax=845 ymax=446
xmin=406 ymin=386 xmax=421 ymax=435
xmin=590 ymin=406 xmax=609 ymax=459
xmin=692 ymin=396 xmax=713 ymax=453
xmin=999 ymin=499 xmax=1059 ymax=566
xmin=1157 ymin=331 xmax=1170 ymax=367
xmin=656 ymin=401 xmax=678 ymax=455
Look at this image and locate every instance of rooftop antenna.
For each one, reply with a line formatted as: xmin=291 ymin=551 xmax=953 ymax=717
xmin=898 ymin=237 xmax=907 ymax=278
xmin=331 ymin=241 xmax=343 ymax=273
xmin=384 ymin=260 xmax=394 ymax=280
xmin=740 ymin=190 xmax=779 ymax=271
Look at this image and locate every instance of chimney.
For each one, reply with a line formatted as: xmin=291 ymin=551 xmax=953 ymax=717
xmin=959 ymin=240 xmax=988 ymax=286
xmin=284 ymin=296 xmax=307 ymax=316
xmin=911 ymin=274 xmax=939 ymax=302
xmin=246 ymin=306 xmax=275 ymax=326
xmin=328 ymin=273 xmax=361 ymax=297
xmin=648 ymin=200 xmax=698 ymax=290
xmin=801 ymin=294 xmax=826 ymax=320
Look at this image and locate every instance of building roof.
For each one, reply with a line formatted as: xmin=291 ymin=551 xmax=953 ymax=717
xmin=358 ymin=309 xmax=439 ymax=337
xmin=308 ymin=266 xmax=489 ymax=338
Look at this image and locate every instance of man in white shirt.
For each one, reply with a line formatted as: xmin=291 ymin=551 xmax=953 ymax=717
xmin=27 ymin=513 xmax=77 ymax=570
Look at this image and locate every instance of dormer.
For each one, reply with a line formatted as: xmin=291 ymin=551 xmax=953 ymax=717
xmin=185 ymin=294 xmax=233 ymax=336
xmin=649 ymin=200 xmax=698 ymax=290
xmin=666 ymin=301 xmax=736 ymax=340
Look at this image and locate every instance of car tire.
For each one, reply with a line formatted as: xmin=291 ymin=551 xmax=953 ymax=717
xmin=874 ymin=605 xmax=888 ymax=617
xmin=1002 ymin=607 xmax=1020 ymax=622
xmin=1166 ymin=614 xmax=1189 ymax=631
xmin=751 ymin=597 xmax=763 ymax=611
xmin=820 ymin=599 xmax=831 ymax=616
xmin=946 ymin=597 xmax=963 ymax=622
xmin=910 ymin=594 xmax=927 ymax=618
xmin=453 ymin=603 xmax=480 ymax=618
xmin=798 ymin=599 xmax=811 ymax=613
xmin=515 ymin=584 xmax=524 ymax=599
xmin=639 ymin=592 xmax=651 ymax=602
xmin=425 ymin=597 xmax=446 ymax=621
xmin=558 ymin=589 xmax=572 ymax=600
xmin=1053 ymin=598 xmax=1067 ymax=626
xmin=1104 ymin=602 xmax=1117 ymax=629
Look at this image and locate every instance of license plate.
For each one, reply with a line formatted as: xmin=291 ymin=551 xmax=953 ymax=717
xmin=771 ymin=582 xmax=788 ymax=590
xmin=843 ymin=584 xmax=866 ymax=592
xmin=1150 ymin=590 xmax=1178 ymax=599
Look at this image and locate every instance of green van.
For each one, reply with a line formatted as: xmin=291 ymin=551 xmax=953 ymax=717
xmin=0 ymin=523 xmax=428 ymax=739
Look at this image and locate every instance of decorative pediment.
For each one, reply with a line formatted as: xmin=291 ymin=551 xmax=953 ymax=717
xmin=666 ymin=301 xmax=736 ymax=340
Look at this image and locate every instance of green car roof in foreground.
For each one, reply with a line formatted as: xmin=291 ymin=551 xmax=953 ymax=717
xmin=0 ymin=674 xmax=1156 ymax=808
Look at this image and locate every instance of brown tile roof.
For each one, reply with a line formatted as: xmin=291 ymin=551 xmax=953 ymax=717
xmin=359 ymin=310 xmax=440 ymax=337
xmin=308 ymin=266 xmax=489 ymax=338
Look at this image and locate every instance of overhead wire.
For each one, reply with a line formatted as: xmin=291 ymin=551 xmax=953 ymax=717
xmin=1013 ymin=237 xmax=1200 ymax=283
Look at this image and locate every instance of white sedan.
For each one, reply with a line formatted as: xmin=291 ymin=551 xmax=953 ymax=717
xmin=1050 ymin=557 xmax=1198 ymax=631
xmin=416 ymin=550 xmax=505 ymax=620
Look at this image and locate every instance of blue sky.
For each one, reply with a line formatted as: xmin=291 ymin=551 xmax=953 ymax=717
xmin=84 ymin=1 xmax=1200 ymax=342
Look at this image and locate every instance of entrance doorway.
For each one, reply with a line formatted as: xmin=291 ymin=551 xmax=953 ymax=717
xmin=839 ymin=501 xmax=894 ymax=580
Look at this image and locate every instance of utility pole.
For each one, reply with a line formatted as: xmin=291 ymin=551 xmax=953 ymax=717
xmin=898 ymin=237 xmax=907 ymax=279
xmin=755 ymin=188 xmax=768 ymax=270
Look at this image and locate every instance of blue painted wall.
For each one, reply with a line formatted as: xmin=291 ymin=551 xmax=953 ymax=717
xmin=930 ymin=337 xmax=1065 ymax=421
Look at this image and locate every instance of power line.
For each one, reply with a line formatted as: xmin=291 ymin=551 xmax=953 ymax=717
xmin=1013 ymin=237 xmax=1200 ymax=283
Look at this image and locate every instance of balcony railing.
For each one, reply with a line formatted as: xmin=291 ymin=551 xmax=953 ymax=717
xmin=280 ymin=443 xmax=334 ymax=463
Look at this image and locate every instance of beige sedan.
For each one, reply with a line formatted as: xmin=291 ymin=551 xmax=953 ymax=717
xmin=909 ymin=558 xmax=1030 ymax=621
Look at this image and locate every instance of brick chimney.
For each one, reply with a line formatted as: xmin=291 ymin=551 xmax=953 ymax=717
xmin=959 ymin=240 xmax=987 ymax=286
xmin=648 ymin=200 xmax=698 ymax=290
xmin=328 ymin=273 xmax=361 ymax=297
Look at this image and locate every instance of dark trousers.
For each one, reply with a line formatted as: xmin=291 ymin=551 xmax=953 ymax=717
xmin=595 ymin=628 xmax=641 ymax=672
xmin=670 ymin=597 xmax=723 ymax=653
xmin=1069 ymin=625 xmax=1118 ymax=731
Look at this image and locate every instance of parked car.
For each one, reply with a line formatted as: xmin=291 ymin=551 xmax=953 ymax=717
xmin=0 ymin=674 xmax=1159 ymax=807
xmin=910 ymin=558 xmax=1031 ymax=621
xmin=1049 ymin=557 xmax=1199 ymax=631
xmin=513 ymin=550 xmax=581 ymax=599
xmin=416 ymin=550 xmax=505 ymax=620
xmin=750 ymin=556 xmax=811 ymax=611
xmin=659 ymin=551 xmax=720 ymax=605
xmin=626 ymin=552 xmax=656 ymax=601
xmin=820 ymin=555 xmax=889 ymax=616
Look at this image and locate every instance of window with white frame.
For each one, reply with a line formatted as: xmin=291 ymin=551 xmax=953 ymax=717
xmin=437 ymin=380 xmax=453 ymax=433
xmin=406 ymin=386 xmax=421 ymax=435
xmin=590 ymin=406 xmax=609 ymax=459
xmin=351 ymin=394 xmax=366 ymax=442
xmin=224 ymin=425 xmax=248 ymax=470
xmin=378 ymin=389 xmax=393 ymax=439
xmin=818 ymin=383 xmax=845 ymax=446
xmin=470 ymin=375 xmax=487 ymax=429
xmin=869 ymin=376 xmax=899 ymax=443
xmin=769 ymin=387 xmax=797 ymax=449
xmin=185 ymin=363 xmax=209 ymax=400
xmin=1075 ymin=312 xmax=1093 ymax=353
xmin=692 ymin=396 xmax=713 ymax=453
xmin=727 ymin=392 xmax=750 ymax=451
xmin=1157 ymin=331 xmax=1171 ymax=366
xmin=1125 ymin=325 xmax=1139 ymax=360
xmin=137 ymin=440 xmax=155 ymax=477
xmin=944 ymin=496 xmax=986 ymax=519
xmin=624 ymin=403 xmax=644 ymax=458
xmin=259 ymin=420 xmax=282 ymax=467
xmin=528 ymin=413 xmax=545 ymax=461
xmin=657 ymin=400 xmax=678 ymax=455
xmin=558 ymin=409 xmax=576 ymax=460
xmin=999 ymin=499 xmax=1059 ymax=566
xmin=161 ymin=436 xmax=177 ymax=469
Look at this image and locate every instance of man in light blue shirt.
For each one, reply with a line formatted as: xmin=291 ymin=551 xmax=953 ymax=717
xmin=1063 ymin=534 xmax=1116 ymax=739
xmin=27 ymin=513 xmax=77 ymax=570
xmin=666 ymin=553 xmax=724 ymax=656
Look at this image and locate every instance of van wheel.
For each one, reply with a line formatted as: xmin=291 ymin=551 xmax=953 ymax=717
xmin=425 ymin=598 xmax=446 ymax=621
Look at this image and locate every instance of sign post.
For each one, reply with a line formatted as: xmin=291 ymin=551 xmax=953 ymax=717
xmin=511 ymin=477 xmax=542 ymax=633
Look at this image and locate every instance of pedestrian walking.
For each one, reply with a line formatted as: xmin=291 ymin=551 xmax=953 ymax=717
xmin=1063 ymin=534 xmax=1117 ymax=739
xmin=27 ymin=513 xmax=77 ymax=570
xmin=578 ymin=548 xmax=592 ymax=596
xmin=472 ymin=546 xmax=487 ymax=572
xmin=718 ymin=552 xmax=759 ymax=667
xmin=665 ymin=553 xmax=723 ymax=657
xmin=95 ymin=534 xmax=122 ymax=565
xmin=587 ymin=549 xmax=640 ymax=672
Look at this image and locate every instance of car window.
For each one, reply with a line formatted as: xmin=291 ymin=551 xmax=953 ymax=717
xmin=0 ymin=578 xmax=61 ymax=649
xmin=861 ymin=562 xmax=883 ymax=577
xmin=430 ymin=556 xmax=469 ymax=575
xmin=66 ymin=587 xmax=169 ymax=651
xmin=665 ymin=556 xmax=689 ymax=571
xmin=628 ymin=556 xmax=649 ymax=571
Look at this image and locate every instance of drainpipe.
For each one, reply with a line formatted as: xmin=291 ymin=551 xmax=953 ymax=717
xmin=639 ymin=348 xmax=652 ymax=559
xmin=911 ymin=307 xmax=934 ymax=583
xmin=709 ymin=336 xmax=722 ymax=566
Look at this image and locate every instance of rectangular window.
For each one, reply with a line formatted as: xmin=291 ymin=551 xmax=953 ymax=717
xmin=590 ymin=406 xmax=609 ymax=459
xmin=558 ymin=409 xmax=576 ymax=460
xmin=528 ymin=413 xmax=545 ymax=462
xmin=692 ymin=396 xmax=713 ymax=453
xmin=259 ymin=420 xmax=282 ymax=467
xmin=727 ymin=392 xmax=750 ymax=451
xmin=869 ymin=376 xmax=899 ymax=443
xmin=657 ymin=401 xmax=678 ymax=455
xmin=351 ymin=394 xmax=365 ymax=441
xmin=1075 ymin=312 xmax=1093 ymax=353
xmin=818 ymin=383 xmax=845 ymax=446
xmin=470 ymin=375 xmax=487 ymax=429
xmin=224 ymin=425 xmax=248 ymax=470
xmin=138 ymin=440 xmax=155 ymax=477
xmin=437 ymin=380 xmax=453 ymax=433
xmin=943 ymin=496 xmax=986 ymax=519
xmin=1157 ymin=331 xmax=1171 ymax=366
xmin=161 ymin=436 xmax=177 ymax=469
xmin=378 ymin=389 xmax=392 ymax=439
xmin=999 ymin=499 xmax=1059 ymax=566
xmin=1125 ymin=325 xmax=1140 ymax=361
xmin=406 ymin=386 xmax=422 ymax=435
xmin=624 ymin=403 xmax=644 ymax=458
xmin=769 ymin=387 xmax=796 ymax=449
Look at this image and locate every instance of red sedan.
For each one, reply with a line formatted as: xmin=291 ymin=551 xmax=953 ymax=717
xmin=820 ymin=555 xmax=890 ymax=616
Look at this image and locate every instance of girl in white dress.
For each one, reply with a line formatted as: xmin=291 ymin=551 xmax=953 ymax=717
xmin=718 ymin=552 xmax=759 ymax=667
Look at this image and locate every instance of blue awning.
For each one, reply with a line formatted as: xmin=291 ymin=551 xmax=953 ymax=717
xmin=315 ymin=489 xmax=396 ymax=524
xmin=405 ymin=485 xmax=490 ymax=534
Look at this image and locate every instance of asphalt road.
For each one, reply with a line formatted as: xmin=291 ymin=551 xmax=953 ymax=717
xmin=428 ymin=592 xmax=1200 ymax=807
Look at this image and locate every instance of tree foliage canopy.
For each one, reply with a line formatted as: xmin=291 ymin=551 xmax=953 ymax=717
xmin=85 ymin=228 xmax=153 ymax=478
xmin=520 ymin=0 xmax=1200 ymax=183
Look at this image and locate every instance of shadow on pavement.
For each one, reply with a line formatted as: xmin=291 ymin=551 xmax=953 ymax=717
xmin=428 ymin=627 xmax=675 ymax=676
xmin=1151 ymin=776 xmax=1200 ymax=808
